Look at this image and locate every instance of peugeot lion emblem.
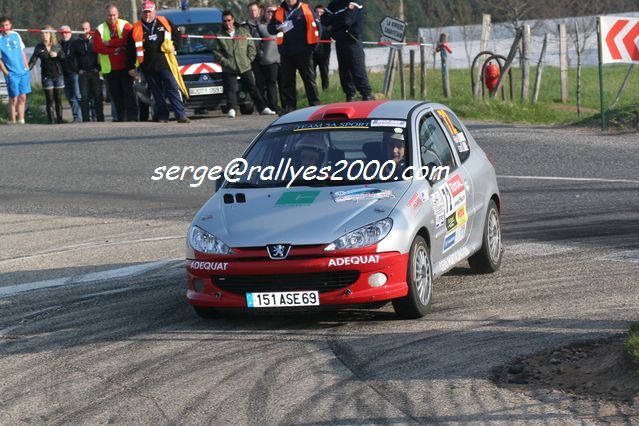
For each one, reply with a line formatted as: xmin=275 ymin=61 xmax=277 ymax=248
xmin=267 ymin=244 xmax=291 ymax=260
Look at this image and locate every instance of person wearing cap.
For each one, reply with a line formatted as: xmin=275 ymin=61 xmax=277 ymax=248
xmin=59 ymin=25 xmax=83 ymax=122
xmin=127 ymin=0 xmax=190 ymax=123
xmin=213 ymin=10 xmax=275 ymax=118
xmin=94 ymin=4 xmax=138 ymax=121
xmin=385 ymin=132 xmax=406 ymax=176
xmin=321 ymin=0 xmax=371 ymax=102
xmin=0 ymin=16 xmax=31 ymax=124
xmin=267 ymin=0 xmax=321 ymax=114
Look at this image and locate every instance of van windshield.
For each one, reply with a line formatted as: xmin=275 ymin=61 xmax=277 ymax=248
xmin=175 ymin=23 xmax=221 ymax=55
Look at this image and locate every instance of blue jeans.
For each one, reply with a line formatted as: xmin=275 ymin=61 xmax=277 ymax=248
xmin=64 ymin=73 xmax=82 ymax=121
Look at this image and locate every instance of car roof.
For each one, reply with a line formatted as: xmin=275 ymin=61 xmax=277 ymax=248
xmin=273 ymin=100 xmax=435 ymax=125
xmin=158 ymin=7 xmax=222 ymax=24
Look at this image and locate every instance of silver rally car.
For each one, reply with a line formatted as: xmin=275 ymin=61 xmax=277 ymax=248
xmin=186 ymin=100 xmax=502 ymax=318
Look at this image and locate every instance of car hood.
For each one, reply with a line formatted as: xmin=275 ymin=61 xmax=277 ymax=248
xmin=193 ymin=182 xmax=411 ymax=247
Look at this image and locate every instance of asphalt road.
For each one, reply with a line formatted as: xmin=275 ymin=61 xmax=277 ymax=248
xmin=1 ymin=115 xmax=638 ymax=424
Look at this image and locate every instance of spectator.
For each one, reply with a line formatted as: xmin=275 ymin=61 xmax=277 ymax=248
xmin=313 ymin=5 xmax=331 ymax=91
xmin=241 ymin=2 xmax=267 ymax=104
xmin=322 ymin=0 xmax=371 ymax=101
xmin=267 ymin=0 xmax=320 ymax=113
xmin=72 ymin=21 xmax=104 ymax=122
xmin=255 ymin=5 xmax=281 ymax=113
xmin=0 ymin=16 xmax=31 ymax=124
xmin=127 ymin=0 xmax=190 ymax=123
xmin=28 ymin=26 xmax=65 ymax=124
xmin=94 ymin=4 xmax=138 ymax=121
xmin=59 ymin=25 xmax=83 ymax=122
xmin=213 ymin=10 xmax=275 ymax=118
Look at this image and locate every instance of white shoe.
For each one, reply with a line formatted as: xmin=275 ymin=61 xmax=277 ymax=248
xmin=227 ymin=108 xmax=236 ymax=118
xmin=260 ymin=107 xmax=276 ymax=115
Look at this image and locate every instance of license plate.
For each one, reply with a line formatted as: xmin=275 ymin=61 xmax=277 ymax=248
xmin=246 ymin=291 xmax=319 ymax=308
xmin=189 ymin=86 xmax=223 ymax=96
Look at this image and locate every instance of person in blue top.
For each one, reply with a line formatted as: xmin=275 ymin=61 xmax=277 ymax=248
xmin=0 ymin=16 xmax=31 ymax=124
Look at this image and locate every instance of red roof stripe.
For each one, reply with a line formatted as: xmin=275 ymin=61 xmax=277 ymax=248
xmin=308 ymin=100 xmax=388 ymax=121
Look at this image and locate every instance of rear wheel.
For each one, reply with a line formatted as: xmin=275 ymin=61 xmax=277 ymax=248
xmin=193 ymin=306 xmax=219 ymax=319
xmin=468 ymin=200 xmax=502 ymax=273
xmin=392 ymin=235 xmax=432 ymax=319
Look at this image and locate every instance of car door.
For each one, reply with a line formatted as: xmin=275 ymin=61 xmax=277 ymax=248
xmin=415 ymin=110 xmax=475 ymax=265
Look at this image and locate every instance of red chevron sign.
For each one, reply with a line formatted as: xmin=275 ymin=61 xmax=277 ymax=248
xmin=600 ymin=16 xmax=639 ymax=64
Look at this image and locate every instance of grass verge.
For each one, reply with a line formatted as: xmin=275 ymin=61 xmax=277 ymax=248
xmin=0 ymin=89 xmax=49 ymax=124
xmin=626 ymin=322 xmax=639 ymax=372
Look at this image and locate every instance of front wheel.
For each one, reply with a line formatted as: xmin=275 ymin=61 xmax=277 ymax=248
xmin=468 ymin=199 xmax=502 ymax=273
xmin=392 ymin=235 xmax=432 ymax=319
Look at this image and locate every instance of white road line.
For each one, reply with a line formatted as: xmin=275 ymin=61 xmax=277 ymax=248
xmin=498 ymin=175 xmax=639 ymax=185
xmin=0 ymin=235 xmax=184 ymax=265
xmin=0 ymin=259 xmax=181 ymax=299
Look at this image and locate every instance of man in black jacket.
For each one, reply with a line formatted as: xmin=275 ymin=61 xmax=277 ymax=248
xmin=321 ymin=0 xmax=371 ymax=101
xmin=59 ymin=25 xmax=83 ymax=122
xmin=72 ymin=22 xmax=104 ymax=122
xmin=313 ymin=5 xmax=331 ymax=91
xmin=268 ymin=0 xmax=320 ymax=113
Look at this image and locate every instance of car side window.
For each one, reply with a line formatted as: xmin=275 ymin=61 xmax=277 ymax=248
xmin=419 ymin=114 xmax=456 ymax=175
xmin=436 ymin=109 xmax=470 ymax=163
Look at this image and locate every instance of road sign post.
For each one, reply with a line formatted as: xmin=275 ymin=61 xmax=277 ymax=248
xmin=379 ymin=16 xmax=407 ymax=97
xmin=597 ymin=15 xmax=639 ymax=130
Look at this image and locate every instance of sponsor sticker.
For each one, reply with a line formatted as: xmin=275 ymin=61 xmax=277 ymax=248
xmin=328 ymin=255 xmax=380 ymax=267
xmin=443 ymin=233 xmax=456 ymax=252
xmin=438 ymin=246 xmax=471 ymax=272
xmin=371 ymin=119 xmax=407 ymax=128
xmin=407 ymin=192 xmax=423 ymax=211
xmin=443 ymin=223 xmax=467 ymax=253
xmin=276 ymin=191 xmax=320 ymax=206
xmin=333 ymin=188 xmax=395 ymax=203
xmin=294 ymin=121 xmax=370 ymax=131
xmin=187 ymin=260 xmax=229 ymax=271
xmin=448 ymin=175 xmax=465 ymax=196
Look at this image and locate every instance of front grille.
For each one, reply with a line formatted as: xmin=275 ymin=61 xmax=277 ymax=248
xmin=182 ymin=74 xmax=221 ymax=83
xmin=213 ymin=271 xmax=359 ymax=294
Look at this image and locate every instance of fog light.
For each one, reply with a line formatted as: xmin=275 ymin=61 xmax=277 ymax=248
xmin=368 ymin=273 xmax=387 ymax=287
xmin=193 ymin=278 xmax=204 ymax=293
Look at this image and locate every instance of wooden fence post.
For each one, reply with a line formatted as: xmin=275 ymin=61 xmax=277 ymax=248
xmin=558 ymin=23 xmax=569 ymax=103
xmin=521 ymin=24 xmax=531 ymax=102
xmin=420 ymin=40 xmax=427 ymax=98
xmin=439 ymin=33 xmax=450 ymax=98
xmin=474 ymin=14 xmax=492 ymax=98
xmin=532 ymin=33 xmax=548 ymax=104
xmin=491 ymin=28 xmax=523 ymax=98
xmin=398 ymin=48 xmax=405 ymax=99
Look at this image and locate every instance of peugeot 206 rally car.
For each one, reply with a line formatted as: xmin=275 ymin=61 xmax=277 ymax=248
xmin=186 ymin=101 xmax=502 ymax=318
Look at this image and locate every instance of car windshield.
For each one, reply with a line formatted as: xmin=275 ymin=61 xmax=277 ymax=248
xmin=226 ymin=119 xmax=410 ymax=188
xmin=174 ymin=23 xmax=221 ymax=55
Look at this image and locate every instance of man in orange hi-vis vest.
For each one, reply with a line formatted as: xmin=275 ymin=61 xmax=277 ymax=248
xmin=267 ymin=0 xmax=321 ymax=114
xmin=126 ymin=0 xmax=189 ymax=123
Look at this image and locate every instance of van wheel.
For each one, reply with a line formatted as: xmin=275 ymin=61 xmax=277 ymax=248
xmin=392 ymin=235 xmax=432 ymax=319
xmin=469 ymin=200 xmax=502 ymax=273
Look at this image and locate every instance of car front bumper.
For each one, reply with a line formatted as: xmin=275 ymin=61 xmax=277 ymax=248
xmin=186 ymin=249 xmax=409 ymax=309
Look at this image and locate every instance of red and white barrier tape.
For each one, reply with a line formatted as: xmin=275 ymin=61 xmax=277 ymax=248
xmin=11 ymin=28 xmax=433 ymax=47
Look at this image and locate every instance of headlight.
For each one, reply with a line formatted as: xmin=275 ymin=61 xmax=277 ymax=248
xmin=325 ymin=219 xmax=393 ymax=251
xmin=188 ymin=226 xmax=234 ymax=254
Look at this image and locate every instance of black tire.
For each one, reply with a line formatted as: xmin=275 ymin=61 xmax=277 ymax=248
xmin=468 ymin=200 xmax=502 ymax=273
xmin=239 ymin=103 xmax=255 ymax=115
xmin=193 ymin=306 xmax=219 ymax=319
xmin=392 ymin=235 xmax=433 ymax=319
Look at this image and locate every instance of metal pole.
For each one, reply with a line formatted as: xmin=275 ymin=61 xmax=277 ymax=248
xmin=398 ymin=48 xmax=405 ymax=99
xmin=130 ymin=0 xmax=138 ymax=22
xmin=420 ymin=41 xmax=426 ymax=98
xmin=597 ymin=18 xmax=606 ymax=130
xmin=409 ymin=49 xmax=415 ymax=98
